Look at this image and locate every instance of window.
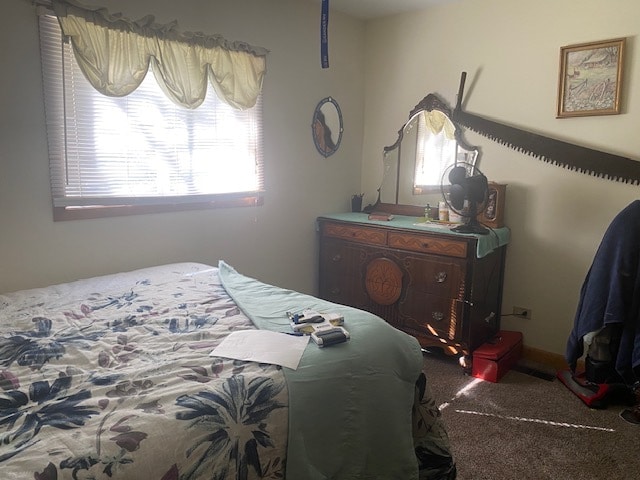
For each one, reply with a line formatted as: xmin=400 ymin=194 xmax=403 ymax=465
xmin=413 ymin=111 xmax=457 ymax=190
xmin=39 ymin=14 xmax=264 ymax=220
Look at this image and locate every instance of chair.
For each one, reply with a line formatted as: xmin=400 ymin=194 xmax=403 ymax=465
xmin=559 ymin=200 xmax=640 ymax=409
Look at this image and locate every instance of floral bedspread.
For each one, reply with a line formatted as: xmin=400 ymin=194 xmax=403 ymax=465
xmin=1 ymin=262 xmax=456 ymax=480
xmin=0 ymin=263 xmax=288 ymax=479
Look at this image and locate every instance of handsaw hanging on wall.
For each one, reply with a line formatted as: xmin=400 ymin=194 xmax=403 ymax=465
xmin=451 ymin=72 xmax=640 ymax=185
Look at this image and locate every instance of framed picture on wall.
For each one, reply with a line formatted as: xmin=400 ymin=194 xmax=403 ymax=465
xmin=556 ymin=37 xmax=625 ymax=118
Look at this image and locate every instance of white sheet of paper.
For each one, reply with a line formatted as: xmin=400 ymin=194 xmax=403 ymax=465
xmin=210 ymin=330 xmax=309 ymax=370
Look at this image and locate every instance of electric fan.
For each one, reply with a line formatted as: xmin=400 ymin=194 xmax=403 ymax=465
xmin=441 ymin=162 xmax=490 ymax=235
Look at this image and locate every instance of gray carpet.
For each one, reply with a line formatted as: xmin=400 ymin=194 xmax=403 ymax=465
xmin=422 ymin=352 xmax=639 ymax=480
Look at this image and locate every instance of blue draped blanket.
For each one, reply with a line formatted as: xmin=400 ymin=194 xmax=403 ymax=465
xmin=566 ymin=200 xmax=640 ymax=385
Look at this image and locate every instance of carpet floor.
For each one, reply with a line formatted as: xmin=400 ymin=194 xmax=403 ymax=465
xmin=422 ymin=352 xmax=639 ymax=480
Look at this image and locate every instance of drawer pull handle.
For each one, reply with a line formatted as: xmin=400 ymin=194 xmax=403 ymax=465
xmin=435 ymin=271 xmax=447 ymax=283
xmin=332 ymin=254 xmax=342 ymax=262
xmin=432 ymin=311 xmax=444 ymax=322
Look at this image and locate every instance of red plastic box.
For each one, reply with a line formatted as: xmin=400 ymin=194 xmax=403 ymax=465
xmin=472 ymin=331 xmax=523 ymax=382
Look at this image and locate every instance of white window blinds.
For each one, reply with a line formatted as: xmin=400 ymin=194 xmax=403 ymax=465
xmin=39 ymin=11 xmax=264 ymax=212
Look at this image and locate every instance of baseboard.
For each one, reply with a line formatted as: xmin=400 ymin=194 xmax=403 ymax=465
xmin=521 ymin=345 xmax=572 ymax=371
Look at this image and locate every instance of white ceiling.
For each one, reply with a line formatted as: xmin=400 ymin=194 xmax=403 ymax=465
xmin=310 ymin=0 xmax=456 ymax=20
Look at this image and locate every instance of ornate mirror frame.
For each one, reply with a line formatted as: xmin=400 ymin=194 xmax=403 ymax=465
xmin=367 ymin=93 xmax=480 ymax=216
xmin=312 ymin=97 xmax=343 ymax=157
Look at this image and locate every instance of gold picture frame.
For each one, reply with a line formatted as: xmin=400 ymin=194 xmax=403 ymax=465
xmin=557 ymin=37 xmax=625 ymax=118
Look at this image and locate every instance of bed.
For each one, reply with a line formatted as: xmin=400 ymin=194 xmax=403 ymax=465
xmin=0 ymin=261 xmax=455 ymax=479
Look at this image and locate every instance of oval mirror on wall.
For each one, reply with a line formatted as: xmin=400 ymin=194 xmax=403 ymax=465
xmin=312 ymin=97 xmax=343 ymax=157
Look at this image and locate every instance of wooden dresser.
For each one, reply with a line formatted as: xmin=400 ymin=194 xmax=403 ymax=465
xmin=317 ymin=213 xmax=509 ymax=361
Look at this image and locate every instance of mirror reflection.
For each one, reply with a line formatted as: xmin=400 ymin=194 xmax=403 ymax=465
xmin=378 ymin=93 xmax=479 ymax=210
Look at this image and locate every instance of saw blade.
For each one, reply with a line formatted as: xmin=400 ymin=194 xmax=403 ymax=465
xmin=452 ymin=72 xmax=640 ymax=185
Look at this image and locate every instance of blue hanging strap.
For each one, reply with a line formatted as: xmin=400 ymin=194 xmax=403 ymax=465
xmin=321 ymin=0 xmax=329 ymax=68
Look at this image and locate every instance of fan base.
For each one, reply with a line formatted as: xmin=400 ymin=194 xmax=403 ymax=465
xmin=450 ymin=223 xmax=490 ymax=235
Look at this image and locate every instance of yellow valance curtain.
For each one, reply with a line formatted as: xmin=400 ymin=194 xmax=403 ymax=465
xmin=51 ymin=0 xmax=268 ymax=109
xmin=419 ymin=109 xmax=456 ymax=139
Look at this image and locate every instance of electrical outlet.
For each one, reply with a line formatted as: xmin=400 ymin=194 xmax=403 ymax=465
xmin=513 ymin=306 xmax=531 ymax=319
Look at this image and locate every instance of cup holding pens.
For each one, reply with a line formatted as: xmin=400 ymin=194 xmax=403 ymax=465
xmin=351 ymin=193 xmax=364 ymax=212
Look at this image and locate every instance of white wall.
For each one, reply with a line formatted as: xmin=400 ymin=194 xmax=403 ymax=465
xmin=0 ymin=0 xmax=365 ymax=294
xmin=362 ymin=0 xmax=640 ymax=356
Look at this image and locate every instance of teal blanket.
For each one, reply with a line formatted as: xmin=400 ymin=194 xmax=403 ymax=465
xmin=218 ymin=261 xmax=425 ymax=479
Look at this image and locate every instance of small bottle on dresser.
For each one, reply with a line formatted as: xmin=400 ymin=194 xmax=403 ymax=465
xmin=438 ymin=201 xmax=449 ymax=222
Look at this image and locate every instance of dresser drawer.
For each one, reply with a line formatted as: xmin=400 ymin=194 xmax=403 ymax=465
xmin=399 ymin=292 xmax=462 ymax=341
xmin=404 ymin=255 xmax=465 ymax=299
xmin=320 ymin=241 xmax=365 ymax=277
xmin=322 ymin=222 xmax=387 ymax=246
xmin=321 ymin=272 xmax=370 ymax=309
xmin=387 ymin=232 xmax=467 ymax=258
xmin=319 ymin=239 xmax=370 ymax=308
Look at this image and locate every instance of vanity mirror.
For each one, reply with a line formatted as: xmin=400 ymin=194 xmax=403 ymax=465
xmin=372 ymin=93 xmax=480 ymax=216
